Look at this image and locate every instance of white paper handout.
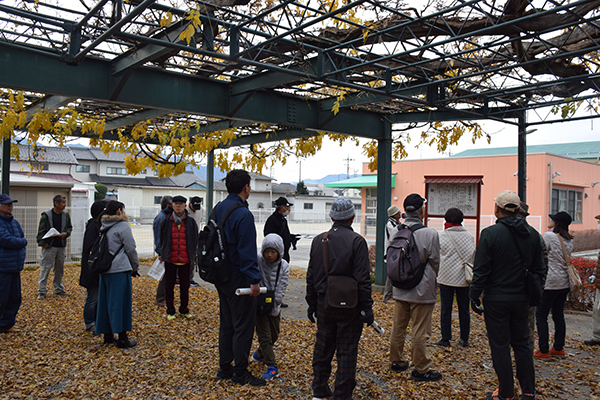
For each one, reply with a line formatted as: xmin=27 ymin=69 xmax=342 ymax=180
xmin=147 ymin=258 xmax=165 ymax=281
xmin=42 ymin=228 xmax=61 ymax=239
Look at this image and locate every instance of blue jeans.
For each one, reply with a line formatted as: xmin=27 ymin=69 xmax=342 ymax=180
xmin=84 ymin=286 xmax=99 ymax=330
xmin=535 ymin=288 xmax=569 ymax=353
xmin=439 ymin=284 xmax=470 ymax=342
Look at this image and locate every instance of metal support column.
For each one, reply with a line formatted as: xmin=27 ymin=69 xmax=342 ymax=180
xmin=374 ymin=121 xmax=393 ymax=286
xmin=206 ymin=149 xmax=215 ymax=221
xmin=1 ymin=138 xmax=10 ymax=195
xmin=517 ymin=112 xmax=527 ymax=202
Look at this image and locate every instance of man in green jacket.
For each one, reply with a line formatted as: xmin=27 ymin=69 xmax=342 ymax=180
xmin=36 ymin=195 xmax=72 ymax=300
xmin=470 ymin=190 xmax=545 ymax=400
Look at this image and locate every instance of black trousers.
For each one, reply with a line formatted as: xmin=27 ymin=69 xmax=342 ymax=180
xmin=536 ymin=288 xmax=570 ymax=353
xmin=483 ymin=299 xmax=535 ymax=398
xmin=215 ymin=273 xmax=256 ymax=374
xmin=312 ymin=296 xmax=363 ymax=400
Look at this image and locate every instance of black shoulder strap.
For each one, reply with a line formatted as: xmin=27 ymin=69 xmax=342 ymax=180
xmin=322 ymin=231 xmax=330 ymax=277
xmin=409 ymin=223 xmax=425 ymax=232
xmin=217 ymin=202 xmax=247 ymax=227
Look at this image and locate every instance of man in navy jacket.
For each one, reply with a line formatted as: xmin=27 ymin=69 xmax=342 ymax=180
xmin=213 ymin=169 xmax=265 ymax=387
xmin=0 ymin=194 xmax=27 ymax=333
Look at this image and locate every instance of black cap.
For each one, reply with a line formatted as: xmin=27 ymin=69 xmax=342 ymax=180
xmin=549 ymin=211 xmax=572 ymax=230
xmin=403 ymin=193 xmax=426 ymax=212
xmin=274 ymin=197 xmax=293 ymax=207
xmin=172 ymin=195 xmax=187 ymax=203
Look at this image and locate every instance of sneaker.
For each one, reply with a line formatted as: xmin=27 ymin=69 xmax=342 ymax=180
xmin=262 ymin=365 xmax=279 ymax=379
xmin=55 ymin=292 xmax=70 ymax=297
xmin=521 ymin=392 xmax=536 ymax=400
xmin=583 ymin=339 xmax=600 ymax=346
xmin=280 ymin=302 xmax=289 ymax=308
xmin=216 ymin=367 xmax=233 ymax=380
xmin=156 ymin=300 xmax=166 ymax=307
xmin=533 ymin=350 xmax=550 ymax=359
xmin=410 ymin=369 xmax=442 ymax=382
xmin=37 ymin=294 xmax=46 ymax=300
xmin=190 ymin=281 xmax=200 ymax=288
xmin=485 ymin=388 xmax=514 ymax=400
xmin=167 ymin=314 xmax=176 ymax=321
xmin=180 ymin=313 xmax=193 ymax=319
xmin=435 ymin=339 xmax=451 ymax=347
xmin=391 ymin=361 xmax=409 ymax=372
xmin=103 ymin=335 xmax=117 ymax=345
xmin=231 ymin=370 xmax=267 ymax=387
xmin=251 ymin=350 xmax=265 ymax=364
xmin=549 ymin=347 xmax=565 ymax=357
xmin=117 ymin=339 xmax=138 ymax=348
xmin=458 ymin=339 xmax=469 ymax=347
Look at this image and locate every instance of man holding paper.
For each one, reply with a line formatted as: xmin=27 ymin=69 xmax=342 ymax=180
xmin=36 ymin=195 xmax=72 ymax=300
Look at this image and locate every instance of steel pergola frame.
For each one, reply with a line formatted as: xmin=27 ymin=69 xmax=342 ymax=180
xmin=1 ymin=0 xmax=600 ymax=285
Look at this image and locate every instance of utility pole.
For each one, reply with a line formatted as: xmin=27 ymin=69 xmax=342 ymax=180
xmin=344 ymin=154 xmax=355 ymax=179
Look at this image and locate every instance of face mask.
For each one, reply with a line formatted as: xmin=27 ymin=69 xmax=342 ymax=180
xmin=283 ymin=210 xmax=290 ymax=216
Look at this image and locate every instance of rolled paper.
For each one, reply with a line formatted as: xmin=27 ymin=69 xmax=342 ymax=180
xmin=371 ymin=320 xmax=385 ymax=335
xmin=235 ymin=287 xmax=268 ymax=296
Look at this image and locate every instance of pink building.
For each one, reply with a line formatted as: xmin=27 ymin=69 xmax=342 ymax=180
xmin=361 ymin=142 xmax=600 ymax=234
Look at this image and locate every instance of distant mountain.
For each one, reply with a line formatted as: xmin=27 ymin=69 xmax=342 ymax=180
xmin=190 ymin=165 xmax=227 ymax=181
xmin=304 ymin=173 xmax=360 ymax=184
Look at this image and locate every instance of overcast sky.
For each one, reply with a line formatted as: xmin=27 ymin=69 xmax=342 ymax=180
xmin=268 ymin=115 xmax=599 ymax=183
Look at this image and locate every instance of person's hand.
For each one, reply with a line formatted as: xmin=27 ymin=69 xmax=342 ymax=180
xmin=158 ymin=256 xmax=162 ymax=262
xmin=307 ymin=307 xmax=316 ymax=323
xmin=470 ymin=297 xmax=484 ymax=315
xmin=42 ymin=244 xmax=50 ymax=249
xmin=360 ymin=309 xmax=375 ymax=326
xmin=249 ymin=283 xmax=260 ymax=297
xmin=58 ymin=232 xmax=67 ymax=239
xmin=131 ymin=270 xmax=140 ymax=278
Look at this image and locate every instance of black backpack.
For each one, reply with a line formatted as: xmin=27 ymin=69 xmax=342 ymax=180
xmin=386 ymin=223 xmax=426 ymax=290
xmin=197 ymin=202 xmax=246 ymax=284
xmin=88 ymin=222 xmax=125 ymax=274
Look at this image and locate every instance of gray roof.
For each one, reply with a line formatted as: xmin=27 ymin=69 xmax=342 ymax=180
xmin=10 ymin=145 xmax=78 ymax=165
xmin=169 ymin=171 xmax=206 ymax=189
xmin=249 ymin=171 xmax=273 ymax=181
xmin=452 ymin=141 xmax=600 ymax=159
xmin=272 ymin=182 xmax=296 ymax=194
xmin=69 ymin=146 xmax=128 ymax=162
xmin=90 ymin=174 xmax=179 ymax=187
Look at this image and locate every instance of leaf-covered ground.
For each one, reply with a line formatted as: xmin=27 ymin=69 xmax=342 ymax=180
xmin=2 ymin=264 xmax=599 ymax=399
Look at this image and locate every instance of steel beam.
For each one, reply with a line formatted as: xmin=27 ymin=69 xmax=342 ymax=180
xmin=374 ymin=121 xmax=393 ymax=287
xmin=518 ymin=112 xmax=527 ymax=202
xmin=104 ymin=109 xmax=170 ymax=131
xmin=25 ymin=95 xmax=75 ymax=123
xmin=0 ymin=45 xmax=386 ymax=139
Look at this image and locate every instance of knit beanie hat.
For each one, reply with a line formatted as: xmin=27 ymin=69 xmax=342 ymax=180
xmin=329 ymin=197 xmax=355 ymax=220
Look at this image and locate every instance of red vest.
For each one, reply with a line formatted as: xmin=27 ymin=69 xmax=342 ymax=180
xmin=169 ymin=215 xmax=189 ymax=264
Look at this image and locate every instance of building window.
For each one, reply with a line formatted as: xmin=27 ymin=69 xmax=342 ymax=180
xmin=76 ymin=165 xmax=90 ymax=173
xmin=154 ymin=196 xmax=162 ymax=205
xmin=107 ymin=167 xmax=127 ymax=175
xmin=304 ymin=203 xmax=313 ymax=210
xmin=30 ymin=162 xmax=49 ymax=171
xmin=153 ymin=170 xmax=159 ymax=176
xmin=551 ymin=188 xmax=582 ymax=222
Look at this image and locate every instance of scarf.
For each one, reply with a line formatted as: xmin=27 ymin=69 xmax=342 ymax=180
xmin=173 ymin=212 xmax=185 ymax=225
xmin=444 ymin=222 xmax=462 ymax=230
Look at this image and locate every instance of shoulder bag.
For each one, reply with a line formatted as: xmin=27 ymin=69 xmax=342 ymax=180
xmin=508 ymin=230 xmax=543 ymax=306
xmin=257 ymin=261 xmax=281 ymax=315
xmin=445 ymin=230 xmax=473 ymax=284
xmin=557 ymin=234 xmax=581 ymax=293
xmin=322 ymin=231 xmax=358 ymax=310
